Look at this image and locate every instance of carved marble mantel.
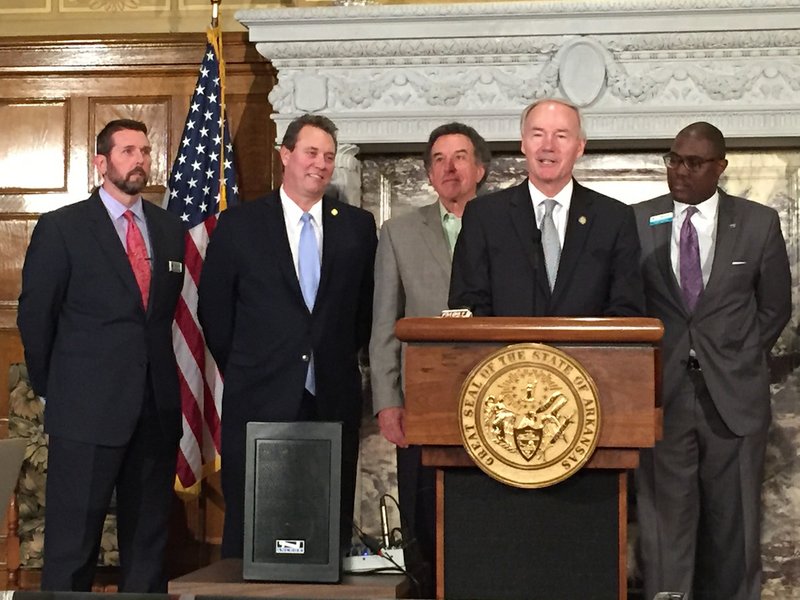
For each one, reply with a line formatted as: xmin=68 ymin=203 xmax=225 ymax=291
xmin=237 ymin=0 xmax=800 ymax=148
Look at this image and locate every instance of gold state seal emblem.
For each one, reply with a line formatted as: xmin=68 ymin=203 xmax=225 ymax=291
xmin=459 ymin=343 xmax=601 ymax=488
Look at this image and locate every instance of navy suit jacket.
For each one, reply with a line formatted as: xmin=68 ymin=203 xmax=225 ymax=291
xmin=449 ymin=179 xmax=645 ymax=317
xmin=198 ymin=190 xmax=377 ymax=450
xmin=17 ymin=191 xmax=185 ymax=446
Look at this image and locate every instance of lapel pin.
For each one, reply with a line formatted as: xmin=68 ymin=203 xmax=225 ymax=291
xmin=331 ymin=208 xmax=339 ymax=216
xmin=730 ymin=223 xmax=736 ymax=228
xmin=578 ymin=216 xmax=587 ymax=225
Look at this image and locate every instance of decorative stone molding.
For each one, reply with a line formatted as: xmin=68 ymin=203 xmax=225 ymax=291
xmin=331 ymin=143 xmax=362 ymax=207
xmin=238 ymin=1 xmax=800 ymax=145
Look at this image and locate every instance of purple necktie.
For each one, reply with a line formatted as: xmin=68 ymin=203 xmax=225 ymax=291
xmin=680 ymin=206 xmax=703 ymax=312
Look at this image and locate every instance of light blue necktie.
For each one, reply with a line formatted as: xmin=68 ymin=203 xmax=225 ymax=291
xmin=298 ymin=212 xmax=320 ymax=394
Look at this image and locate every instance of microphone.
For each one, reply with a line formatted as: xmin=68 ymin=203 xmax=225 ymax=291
xmin=379 ymin=497 xmax=391 ymax=549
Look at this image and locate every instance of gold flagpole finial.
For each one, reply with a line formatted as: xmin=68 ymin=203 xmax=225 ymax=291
xmin=211 ymin=0 xmax=220 ymax=28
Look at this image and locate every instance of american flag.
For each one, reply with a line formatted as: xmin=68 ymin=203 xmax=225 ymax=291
xmin=166 ymin=26 xmax=238 ymax=495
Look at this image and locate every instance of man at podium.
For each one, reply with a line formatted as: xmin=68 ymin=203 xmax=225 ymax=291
xmin=370 ymin=122 xmax=491 ymax=592
xmin=448 ymin=98 xmax=645 ymax=317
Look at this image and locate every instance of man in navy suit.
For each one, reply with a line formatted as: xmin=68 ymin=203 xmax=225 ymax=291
xmin=449 ymin=98 xmax=644 ymax=317
xmin=634 ymin=122 xmax=791 ymax=600
xmin=199 ymin=114 xmax=377 ymax=558
xmin=18 ymin=119 xmax=185 ymax=592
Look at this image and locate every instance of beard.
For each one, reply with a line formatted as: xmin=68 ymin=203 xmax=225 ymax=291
xmin=107 ymin=165 xmax=148 ymax=195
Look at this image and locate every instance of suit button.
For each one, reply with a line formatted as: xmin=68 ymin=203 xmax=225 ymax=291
xmin=301 ymin=354 xmax=310 ymax=362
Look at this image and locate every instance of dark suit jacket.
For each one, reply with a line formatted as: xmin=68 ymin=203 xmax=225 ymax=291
xmin=198 ymin=189 xmax=377 ymax=452
xmin=17 ymin=191 xmax=185 ymax=446
xmin=449 ymin=179 xmax=645 ymax=317
xmin=633 ymin=191 xmax=791 ymax=436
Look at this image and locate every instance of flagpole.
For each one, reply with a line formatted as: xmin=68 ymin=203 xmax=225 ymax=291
xmin=211 ymin=0 xmax=220 ymax=28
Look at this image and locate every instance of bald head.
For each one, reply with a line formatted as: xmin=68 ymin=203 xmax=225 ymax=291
xmin=676 ymin=122 xmax=726 ymax=158
xmin=666 ymin=121 xmax=728 ymax=205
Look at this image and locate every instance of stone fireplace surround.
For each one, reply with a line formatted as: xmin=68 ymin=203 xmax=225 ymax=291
xmin=237 ymin=0 xmax=800 ymax=205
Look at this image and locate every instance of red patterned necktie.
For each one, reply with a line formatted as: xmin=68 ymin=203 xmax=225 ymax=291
xmin=123 ymin=210 xmax=151 ymax=309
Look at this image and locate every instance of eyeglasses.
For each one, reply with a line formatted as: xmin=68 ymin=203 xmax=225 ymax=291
xmin=662 ymin=153 xmax=720 ymax=173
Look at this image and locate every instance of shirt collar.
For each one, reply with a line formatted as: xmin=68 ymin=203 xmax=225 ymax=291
xmin=280 ymin=186 xmax=324 ymax=225
xmin=528 ymin=178 xmax=574 ymax=212
xmin=673 ymin=189 xmax=720 ymax=221
xmin=98 ymin=186 xmax=145 ymax=221
xmin=438 ymin=200 xmax=460 ymax=223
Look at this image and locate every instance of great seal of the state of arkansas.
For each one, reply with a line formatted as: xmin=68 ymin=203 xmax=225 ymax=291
xmin=459 ymin=343 xmax=601 ymax=488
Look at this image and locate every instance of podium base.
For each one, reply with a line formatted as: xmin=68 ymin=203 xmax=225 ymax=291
xmin=443 ymin=469 xmax=621 ymax=600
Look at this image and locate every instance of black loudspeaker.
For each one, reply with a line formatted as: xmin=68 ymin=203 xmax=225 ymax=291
xmin=243 ymin=421 xmax=342 ymax=583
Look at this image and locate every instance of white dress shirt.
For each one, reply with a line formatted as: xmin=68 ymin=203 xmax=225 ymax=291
xmin=529 ymin=179 xmax=574 ymax=249
xmin=671 ymin=191 xmax=719 ymax=287
xmin=280 ymin=186 xmax=324 ymax=278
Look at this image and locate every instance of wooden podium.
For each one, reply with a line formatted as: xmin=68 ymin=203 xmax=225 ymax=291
xmin=396 ymin=317 xmax=663 ymax=600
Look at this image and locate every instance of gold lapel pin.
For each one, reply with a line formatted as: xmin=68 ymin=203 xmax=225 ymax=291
xmin=578 ymin=215 xmax=587 ymax=225
xmin=331 ymin=208 xmax=339 ymax=216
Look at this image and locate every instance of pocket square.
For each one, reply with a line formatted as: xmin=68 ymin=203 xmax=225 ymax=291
xmin=731 ymin=261 xmax=747 ymax=266
xmin=168 ymin=260 xmax=184 ymax=273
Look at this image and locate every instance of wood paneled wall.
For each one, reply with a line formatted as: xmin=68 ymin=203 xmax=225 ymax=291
xmin=0 ymin=33 xmax=276 ymax=587
xmin=0 ymin=32 xmax=277 ymax=330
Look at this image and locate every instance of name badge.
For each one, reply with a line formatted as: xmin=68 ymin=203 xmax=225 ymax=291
xmin=649 ymin=212 xmax=673 ymax=226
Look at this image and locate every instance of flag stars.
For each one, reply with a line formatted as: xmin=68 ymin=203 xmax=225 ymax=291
xmin=195 ymin=84 xmax=205 ymax=95
xmin=170 ymin=188 xmax=178 ymax=199
xmin=206 ymin=168 xmax=214 ymax=179
xmin=182 ymin=136 xmax=191 ymax=148
xmin=223 ymin=158 xmax=232 ymax=170
xmin=200 ymin=66 xmax=209 ymax=78
xmin=188 ymin=178 xmax=198 ymax=189
xmin=200 ymin=126 xmax=209 ymax=138
xmin=199 ymin=201 xmax=208 ymax=212
xmin=204 ymin=110 xmax=213 ymax=121
xmin=202 ymin=185 xmax=211 ymax=196
xmin=208 ymin=93 xmax=218 ymax=104
xmin=186 ymin=120 xmax=196 ymax=130
xmin=180 ymin=213 xmax=190 ymax=223
xmin=206 ymin=51 xmax=214 ymax=61
xmin=190 ymin=102 xmax=200 ymax=114
xmin=191 ymin=160 xmax=201 ymax=171
xmin=196 ymin=144 xmax=206 ymax=154
xmin=209 ymin=151 xmax=219 ymax=162
xmin=178 ymin=154 xmax=187 ymax=165
xmin=213 ymin=134 xmax=222 ymax=146
xmin=183 ymin=194 xmax=193 ymax=205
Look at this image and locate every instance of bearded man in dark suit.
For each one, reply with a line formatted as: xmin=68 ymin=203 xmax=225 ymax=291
xmin=634 ymin=122 xmax=791 ymax=600
xmin=18 ymin=119 xmax=185 ymax=592
xmin=198 ymin=114 xmax=377 ymax=558
xmin=449 ymin=98 xmax=644 ymax=317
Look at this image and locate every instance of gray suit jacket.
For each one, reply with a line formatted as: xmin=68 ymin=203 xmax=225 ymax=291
xmin=370 ymin=201 xmax=451 ymax=414
xmin=633 ymin=190 xmax=791 ymax=436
